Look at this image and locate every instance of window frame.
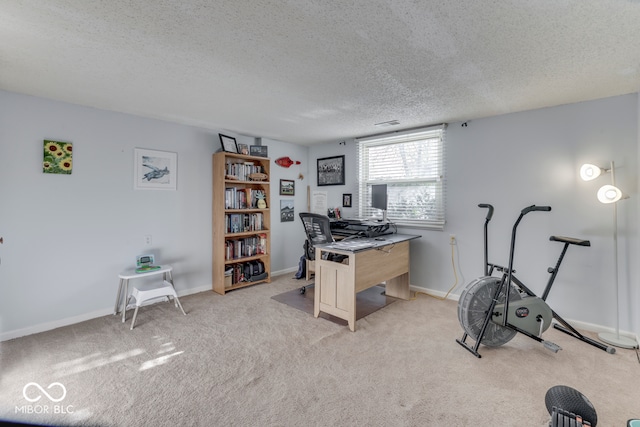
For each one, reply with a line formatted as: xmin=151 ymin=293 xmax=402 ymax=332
xmin=356 ymin=124 xmax=446 ymax=230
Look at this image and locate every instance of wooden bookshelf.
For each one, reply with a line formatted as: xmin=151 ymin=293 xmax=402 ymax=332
xmin=212 ymin=152 xmax=271 ymax=294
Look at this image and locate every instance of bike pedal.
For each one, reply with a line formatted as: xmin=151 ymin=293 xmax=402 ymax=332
xmin=543 ymin=340 xmax=562 ymax=353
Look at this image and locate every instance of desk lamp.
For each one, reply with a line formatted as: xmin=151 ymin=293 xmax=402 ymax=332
xmin=580 ymin=161 xmax=637 ymax=349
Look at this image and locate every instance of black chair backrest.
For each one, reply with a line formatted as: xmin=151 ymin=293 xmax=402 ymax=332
xmin=299 ymin=213 xmax=334 ymax=260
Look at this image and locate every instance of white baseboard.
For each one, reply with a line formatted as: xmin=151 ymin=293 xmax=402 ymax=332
xmin=0 ymin=284 xmax=213 ymax=342
xmin=178 ymin=284 xmax=213 ymax=296
xmin=1 ymin=307 xmax=115 ymax=342
xmin=272 ymin=267 xmax=298 ymax=277
xmin=0 ymin=272 xmax=298 ymax=342
xmin=410 ymin=285 xmax=460 ymax=302
xmin=563 ymin=318 xmax=638 ymax=343
xmin=4 ymin=281 xmax=637 ymax=346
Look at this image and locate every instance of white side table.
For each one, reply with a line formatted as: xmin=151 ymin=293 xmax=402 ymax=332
xmin=114 ymin=265 xmax=175 ymax=324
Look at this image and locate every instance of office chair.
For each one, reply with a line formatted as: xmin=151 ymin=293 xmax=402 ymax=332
xmin=298 ymin=212 xmax=346 ymax=294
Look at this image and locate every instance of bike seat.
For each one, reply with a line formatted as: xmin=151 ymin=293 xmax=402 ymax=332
xmin=550 ymin=236 xmax=591 ymax=246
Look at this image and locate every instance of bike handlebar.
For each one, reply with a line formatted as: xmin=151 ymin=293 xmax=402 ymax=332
xmin=521 ymin=205 xmax=551 ymax=215
xmin=478 ymin=203 xmax=494 ymax=221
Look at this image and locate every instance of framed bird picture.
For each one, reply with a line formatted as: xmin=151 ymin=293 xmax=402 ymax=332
xmin=134 ymin=148 xmax=177 ymax=190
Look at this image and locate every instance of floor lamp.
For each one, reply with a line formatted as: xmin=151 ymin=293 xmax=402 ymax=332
xmin=580 ymin=161 xmax=638 ymax=349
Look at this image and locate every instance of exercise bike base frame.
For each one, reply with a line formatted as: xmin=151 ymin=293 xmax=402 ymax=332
xmin=456 ymin=335 xmax=482 ymax=358
xmin=552 ymin=322 xmax=615 ymax=354
xmin=510 ymin=272 xmax=614 ymax=353
xmin=457 ymin=204 xmax=615 ymax=358
xmin=457 ymin=285 xmax=615 ymax=357
xmin=456 ymin=305 xmax=552 ymax=358
xmin=499 ymin=269 xmax=614 ymax=353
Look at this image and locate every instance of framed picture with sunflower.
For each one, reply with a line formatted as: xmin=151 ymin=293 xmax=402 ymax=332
xmin=43 ymin=140 xmax=73 ymax=174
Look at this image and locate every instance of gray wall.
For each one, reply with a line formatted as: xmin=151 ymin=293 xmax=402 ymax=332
xmin=1 ymin=90 xmax=638 ymax=342
xmin=0 ymin=90 xmax=305 ymax=340
xmin=309 ymin=94 xmax=639 ymax=339
xmin=261 ymin=137 xmax=309 ymax=272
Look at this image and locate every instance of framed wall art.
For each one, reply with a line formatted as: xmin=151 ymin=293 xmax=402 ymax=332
xmin=317 ymin=155 xmax=345 ymax=186
xmin=219 ymin=134 xmax=238 ymax=153
xmin=342 ymin=193 xmax=352 ymax=207
xmin=280 ymin=179 xmax=295 ymax=196
xmin=250 ymin=145 xmax=268 ymax=157
xmin=134 ymin=148 xmax=177 ymax=190
xmin=280 ymin=200 xmax=294 ymax=222
xmin=43 ymin=140 xmax=73 ymax=175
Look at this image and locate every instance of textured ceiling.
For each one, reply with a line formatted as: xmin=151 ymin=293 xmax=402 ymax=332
xmin=2 ymin=0 xmax=640 ymax=145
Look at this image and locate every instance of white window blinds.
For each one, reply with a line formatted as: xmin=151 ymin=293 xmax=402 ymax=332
xmin=357 ymin=124 xmax=446 ymax=230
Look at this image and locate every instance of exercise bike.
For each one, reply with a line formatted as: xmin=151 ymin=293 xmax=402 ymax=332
xmin=456 ymin=204 xmax=616 ymax=358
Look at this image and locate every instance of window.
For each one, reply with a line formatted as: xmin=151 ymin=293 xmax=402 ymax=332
xmin=357 ymin=124 xmax=446 ymax=230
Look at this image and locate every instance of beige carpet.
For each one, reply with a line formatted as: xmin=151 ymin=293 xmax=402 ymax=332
xmin=0 ymin=274 xmax=638 ymax=426
xmin=270 ymin=284 xmax=396 ymax=327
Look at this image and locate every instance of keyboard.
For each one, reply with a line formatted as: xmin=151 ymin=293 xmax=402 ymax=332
xmin=344 ymin=218 xmax=366 ymax=225
xmin=331 ymin=241 xmax=374 ymax=250
xmin=332 ymin=229 xmax=362 ymax=237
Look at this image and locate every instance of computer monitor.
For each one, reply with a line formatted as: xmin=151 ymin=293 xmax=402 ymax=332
xmin=371 ymin=184 xmax=387 ymax=222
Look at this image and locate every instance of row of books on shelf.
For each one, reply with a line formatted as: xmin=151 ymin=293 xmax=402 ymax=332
xmin=226 ymin=213 xmax=265 ymax=233
xmin=225 ymin=234 xmax=267 ymax=260
xmin=225 ymin=187 xmax=266 ymax=210
xmin=225 ymin=161 xmax=264 ymax=181
xmin=225 ymin=260 xmax=267 ymax=286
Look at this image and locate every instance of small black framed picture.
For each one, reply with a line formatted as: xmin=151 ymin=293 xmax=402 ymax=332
xmin=342 ymin=193 xmax=352 ymax=207
xmin=317 ymin=155 xmax=345 ymax=186
xmin=280 ymin=179 xmax=295 ymax=196
xmin=219 ymin=134 xmax=238 ymax=153
xmin=280 ymin=200 xmax=294 ymax=222
xmin=250 ymin=145 xmax=268 ymax=157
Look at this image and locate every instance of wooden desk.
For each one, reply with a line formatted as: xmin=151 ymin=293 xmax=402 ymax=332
xmin=306 ymin=232 xmax=345 ymax=280
xmin=314 ymin=234 xmax=420 ymax=331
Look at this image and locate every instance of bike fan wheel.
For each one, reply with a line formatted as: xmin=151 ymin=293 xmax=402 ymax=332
xmin=458 ymin=276 xmax=521 ymax=347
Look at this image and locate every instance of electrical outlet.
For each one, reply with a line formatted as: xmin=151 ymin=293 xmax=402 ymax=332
xmin=145 ymin=235 xmax=152 ymax=245
xmin=449 ymin=234 xmax=456 ymax=244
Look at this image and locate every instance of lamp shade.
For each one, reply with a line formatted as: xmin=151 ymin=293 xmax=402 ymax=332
xmin=597 ymin=184 xmax=626 ymax=204
xmin=580 ymin=163 xmax=604 ymax=181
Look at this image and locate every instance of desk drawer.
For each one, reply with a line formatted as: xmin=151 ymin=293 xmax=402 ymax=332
xmin=354 ymin=240 xmax=409 ymax=292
